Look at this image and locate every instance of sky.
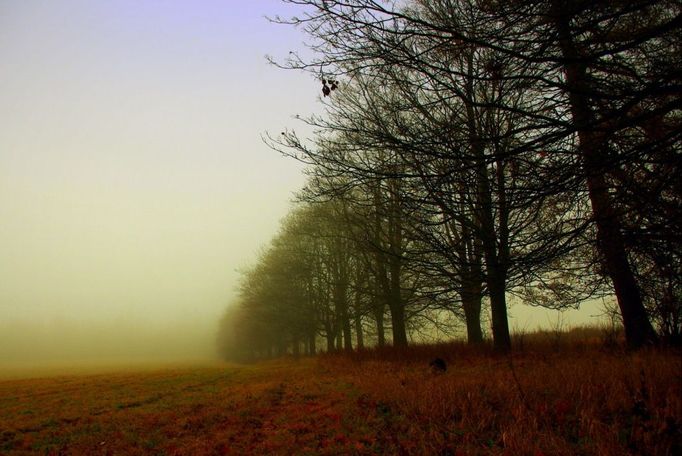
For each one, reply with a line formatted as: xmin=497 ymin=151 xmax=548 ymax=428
xmin=0 ymin=0 xmax=318 ymax=364
xmin=0 ymin=1 xmax=605 ymax=368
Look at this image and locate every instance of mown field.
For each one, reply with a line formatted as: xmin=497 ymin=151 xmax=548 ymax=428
xmin=0 ymin=343 xmax=680 ymax=455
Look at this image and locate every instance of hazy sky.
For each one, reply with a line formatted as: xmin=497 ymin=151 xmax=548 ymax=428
xmin=0 ymin=0 xmax=318 ymax=363
xmin=0 ymin=1 xmax=605 ymax=366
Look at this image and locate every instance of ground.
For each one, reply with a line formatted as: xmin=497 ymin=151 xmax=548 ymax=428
xmin=0 ymin=343 xmax=680 ymax=455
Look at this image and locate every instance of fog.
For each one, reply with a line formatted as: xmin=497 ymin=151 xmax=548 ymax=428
xmin=0 ymin=0 xmax=315 ymax=369
xmin=0 ymin=1 xmax=608 ymax=372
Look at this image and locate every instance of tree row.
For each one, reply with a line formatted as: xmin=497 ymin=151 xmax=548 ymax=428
xmin=217 ymin=0 xmax=681 ymax=359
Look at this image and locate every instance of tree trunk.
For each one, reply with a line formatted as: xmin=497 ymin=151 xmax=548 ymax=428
xmin=388 ymin=255 xmax=408 ymax=347
xmin=343 ymin=318 xmax=353 ymax=351
xmin=369 ymin=278 xmax=386 ymax=347
xmin=335 ymin=328 xmax=342 ymax=351
xmin=462 ymin=289 xmax=484 ymax=345
xmin=474 ymin=149 xmax=511 ymax=352
xmin=355 ymin=316 xmax=364 ymax=349
xmin=389 ymin=301 xmax=408 ymax=347
xmin=337 ymin=292 xmax=352 ymax=351
xmin=325 ymin=325 xmax=335 ymax=353
xmin=588 ymin=172 xmax=658 ymax=347
xmin=488 ymin=272 xmax=511 ymax=352
xmin=464 ymin=49 xmax=511 ymax=353
xmin=554 ymin=7 xmax=657 ymax=348
xmin=460 ymin=235 xmax=484 ymax=345
xmin=375 ymin=307 xmax=386 ymax=347
xmin=308 ymin=333 xmax=316 ymax=356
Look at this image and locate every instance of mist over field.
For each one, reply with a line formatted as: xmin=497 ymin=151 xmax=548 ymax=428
xmin=0 ymin=317 xmax=216 ymax=366
xmin=0 ymin=1 xmax=609 ymax=373
xmin=0 ymin=1 xmax=679 ymax=455
xmin=0 ymin=0 xmax=676 ymax=369
xmin=0 ymin=0 xmax=315 ymax=370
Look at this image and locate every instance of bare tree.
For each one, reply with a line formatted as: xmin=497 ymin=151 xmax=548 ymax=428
xmin=268 ymin=0 xmax=681 ymax=348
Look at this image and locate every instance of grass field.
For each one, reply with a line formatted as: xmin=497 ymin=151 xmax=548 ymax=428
xmin=1 ymin=343 xmax=680 ymax=455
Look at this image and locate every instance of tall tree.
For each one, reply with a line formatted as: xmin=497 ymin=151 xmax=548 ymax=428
xmin=270 ymin=0 xmax=681 ymax=348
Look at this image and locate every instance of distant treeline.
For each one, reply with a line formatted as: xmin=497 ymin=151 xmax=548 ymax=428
xmin=217 ymin=0 xmax=681 ymax=361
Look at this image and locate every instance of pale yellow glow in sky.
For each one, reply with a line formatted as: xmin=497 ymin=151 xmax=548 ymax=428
xmin=0 ymin=0 xmax=314 ymax=364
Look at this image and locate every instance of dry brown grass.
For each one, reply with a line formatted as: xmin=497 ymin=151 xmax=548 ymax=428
xmin=0 ymin=337 xmax=680 ymax=455
xmin=321 ymin=341 xmax=681 ymax=455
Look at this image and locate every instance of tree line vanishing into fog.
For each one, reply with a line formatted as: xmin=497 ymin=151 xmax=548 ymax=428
xmin=217 ymin=0 xmax=681 ymax=360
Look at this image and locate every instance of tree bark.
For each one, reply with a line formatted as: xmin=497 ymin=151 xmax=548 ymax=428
xmin=389 ymin=299 xmax=408 ymax=347
xmin=388 ymin=176 xmax=408 ymax=347
xmin=355 ymin=316 xmax=364 ymax=349
xmin=342 ymin=318 xmax=353 ymax=351
xmin=472 ymin=125 xmax=511 ymax=353
xmin=554 ymin=7 xmax=658 ymax=348
xmin=457 ymin=220 xmax=485 ymax=345
xmin=374 ymin=302 xmax=386 ymax=347
xmin=463 ymin=49 xmax=512 ymax=352
xmin=308 ymin=333 xmax=316 ymax=356
xmin=462 ymin=289 xmax=484 ymax=345
xmin=325 ymin=325 xmax=335 ymax=352
xmin=388 ymin=246 xmax=408 ymax=346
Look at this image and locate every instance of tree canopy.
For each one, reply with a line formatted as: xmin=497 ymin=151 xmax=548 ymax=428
xmin=218 ymin=0 xmax=681 ymax=359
